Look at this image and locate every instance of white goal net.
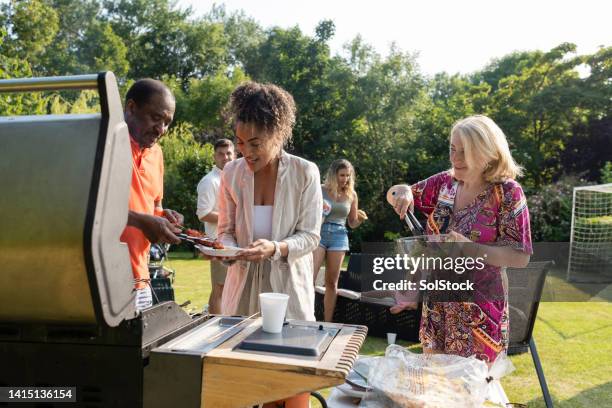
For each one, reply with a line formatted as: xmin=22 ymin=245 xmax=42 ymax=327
xmin=567 ymin=183 xmax=612 ymax=282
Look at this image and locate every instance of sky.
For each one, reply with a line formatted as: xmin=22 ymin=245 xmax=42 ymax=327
xmin=179 ymin=0 xmax=611 ymax=76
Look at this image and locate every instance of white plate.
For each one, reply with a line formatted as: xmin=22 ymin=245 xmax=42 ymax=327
xmin=195 ymin=244 xmax=242 ymax=257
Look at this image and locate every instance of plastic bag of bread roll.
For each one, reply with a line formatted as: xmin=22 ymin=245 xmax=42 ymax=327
xmin=361 ymin=345 xmax=490 ymax=408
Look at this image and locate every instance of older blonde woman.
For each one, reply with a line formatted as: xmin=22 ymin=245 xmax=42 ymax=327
xmin=390 ymin=115 xmax=532 ymax=363
xmin=217 ymin=82 xmax=322 ymax=324
xmin=313 ymin=159 xmax=367 ymax=322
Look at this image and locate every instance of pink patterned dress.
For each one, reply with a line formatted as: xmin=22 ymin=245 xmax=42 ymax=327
xmin=411 ymin=171 xmax=532 ymax=363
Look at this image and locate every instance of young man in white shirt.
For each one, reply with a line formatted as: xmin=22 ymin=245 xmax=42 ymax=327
xmin=196 ymin=139 xmax=235 ymax=314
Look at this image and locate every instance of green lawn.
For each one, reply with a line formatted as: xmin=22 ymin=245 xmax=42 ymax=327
xmin=166 ymin=252 xmax=612 ymax=407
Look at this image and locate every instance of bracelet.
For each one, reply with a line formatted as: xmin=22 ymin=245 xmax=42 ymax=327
xmin=271 ymin=241 xmax=282 ymax=261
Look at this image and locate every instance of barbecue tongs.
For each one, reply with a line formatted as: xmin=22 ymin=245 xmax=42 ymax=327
xmin=403 ymin=210 xmax=425 ymax=235
xmin=386 ymin=185 xmax=426 ymax=236
xmin=176 ymin=233 xmax=216 ymax=246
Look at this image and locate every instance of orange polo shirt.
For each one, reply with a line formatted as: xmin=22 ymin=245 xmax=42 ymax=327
xmin=120 ymin=136 xmax=164 ymax=289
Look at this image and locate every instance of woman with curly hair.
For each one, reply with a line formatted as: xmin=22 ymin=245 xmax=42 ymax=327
xmin=314 ymin=159 xmax=367 ymax=322
xmin=213 ymin=82 xmax=322 ymax=407
xmin=217 ymin=81 xmax=322 ymax=323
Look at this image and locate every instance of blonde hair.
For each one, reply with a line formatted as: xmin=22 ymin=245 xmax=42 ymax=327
xmin=450 ymin=115 xmax=523 ymax=183
xmin=324 ymin=159 xmax=356 ymax=201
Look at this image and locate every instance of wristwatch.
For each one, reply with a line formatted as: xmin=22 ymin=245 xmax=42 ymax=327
xmin=271 ymin=241 xmax=282 ymax=261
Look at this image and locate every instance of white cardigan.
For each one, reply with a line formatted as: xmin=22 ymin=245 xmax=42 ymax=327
xmin=217 ymin=150 xmax=323 ymax=320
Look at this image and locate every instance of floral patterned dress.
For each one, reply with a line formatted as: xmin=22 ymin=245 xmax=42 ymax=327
xmin=411 ymin=171 xmax=533 ymax=363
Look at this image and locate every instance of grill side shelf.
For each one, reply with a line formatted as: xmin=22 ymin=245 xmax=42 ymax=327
xmin=200 ymin=320 xmax=368 ymax=407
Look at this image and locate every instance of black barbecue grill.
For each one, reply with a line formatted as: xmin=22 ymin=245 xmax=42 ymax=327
xmin=0 ymin=73 xmax=366 ymax=408
xmin=0 ymin=72 xmax=211 ymax=407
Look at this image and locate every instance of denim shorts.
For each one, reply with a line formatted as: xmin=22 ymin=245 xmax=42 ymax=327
xmin=319 ymin=222 xmax=349 ymax=251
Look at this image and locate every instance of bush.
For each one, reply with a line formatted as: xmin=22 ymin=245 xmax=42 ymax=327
xmin=601 ymin=162 xmax=612 ymax=184
xmin=160 ymin=122 xmax=215 ymax=229
xmin=573 ymin=215 xmax=612 ymax=243
xmin=527 ymin=176 xmax=592 ymax=241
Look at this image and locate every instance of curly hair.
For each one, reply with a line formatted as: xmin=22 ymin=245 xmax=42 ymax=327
xmin=227 ymin=82 xmax=297 ymax=146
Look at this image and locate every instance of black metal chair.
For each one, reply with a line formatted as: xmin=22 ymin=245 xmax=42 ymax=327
xmin=507 ymin=261 xmax=554 ymax=408
xmin=314 ymin=253 xmax=421 ymax=341
xmin=148 ymin=243 xmax=176 ymax=304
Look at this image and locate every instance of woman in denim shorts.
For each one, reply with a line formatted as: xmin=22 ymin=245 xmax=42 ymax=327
xmin=313 ymin=159 xmax=368 ymax=321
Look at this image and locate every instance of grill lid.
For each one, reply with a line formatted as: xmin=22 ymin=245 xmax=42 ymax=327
xmin=0 ymin=72 xmax=136 ymax=328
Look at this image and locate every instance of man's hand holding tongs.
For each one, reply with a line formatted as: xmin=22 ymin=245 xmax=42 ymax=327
xmin=128 ymin=211 xmax=182 ymax=244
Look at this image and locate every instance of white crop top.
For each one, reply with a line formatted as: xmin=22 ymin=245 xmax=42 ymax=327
xmin=253 ymin=205 xmax=273 ymax=240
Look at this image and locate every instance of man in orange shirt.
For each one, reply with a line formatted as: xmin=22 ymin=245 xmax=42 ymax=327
xmin=120 ymin=79 xmax=183 ymax=310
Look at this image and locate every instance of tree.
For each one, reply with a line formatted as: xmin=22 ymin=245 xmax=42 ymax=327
xmin=474 ymin=50 xmax=541 ymax=92
xmin=0 ymin=0 xmax=59 ymax=66
xmin=339 ymin=47 xmax=425 ymax=243
xmin=77 ymin=21 xmax=129 ymax=76
xmin=104 ymin=0 xmax=228 ymax=83
xmin=1 ymin=3 xmax=609 ymax=246
xmin=490 ymin=43 xmax=586 ymax=188
xmin=159 ymin=122 xmax=214 ymax=228
xmin=413 ymin=72 xmax=491 ymax=182
xmin=169 ymin=68 xmax=249 ymax=142
xmin=566 ymin=46 xmax=612 ymax=181
xmin=203 ymin=4 xmax=265 ymax=69
xmin=581 ymin=46 xmax=612 ymax=116
xmin=1 ymin=0 xmax=130 ymax=77
xmin=0 ymin=25 xmax=47 ymax=116
xmin=561 ymin=117 xmax=612 ymax=181
xmin=242 ymin=21 xmax=368 ymax=159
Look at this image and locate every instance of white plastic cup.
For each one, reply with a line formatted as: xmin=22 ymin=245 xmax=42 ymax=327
xmin=259 ymin=292 xmax=289 ymax=333
xmin=387 ymin=332 xmax=397 ymax=345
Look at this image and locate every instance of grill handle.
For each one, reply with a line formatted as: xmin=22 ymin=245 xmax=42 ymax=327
xmin=0 ymin=74 xmax=99 ymax=92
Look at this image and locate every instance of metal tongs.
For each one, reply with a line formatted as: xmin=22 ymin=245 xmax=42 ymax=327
xmin=403 ymin=211 xmax=425 ymax=235
xmin=176 ymin=232 xmax=216 ymax=246
xmin=386 ymin=185 xmax=425 ymax=236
